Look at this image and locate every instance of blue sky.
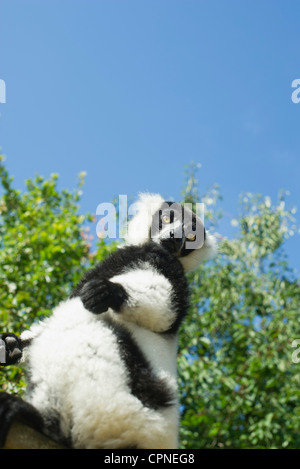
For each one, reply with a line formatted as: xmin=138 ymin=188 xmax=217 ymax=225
xmin=0 ymin=0 xmax=299 ymax=270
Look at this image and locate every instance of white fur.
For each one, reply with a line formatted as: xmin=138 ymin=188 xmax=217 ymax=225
xmin=110 ymin=264 xmax=175 ymax=332
xmin=25 ymin=298 xmax=178 ymax=449
xmin=125 ymin=193 xmax=165 ymax=246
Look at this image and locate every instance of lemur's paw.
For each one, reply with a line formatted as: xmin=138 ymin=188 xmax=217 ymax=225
xmin=0 ymin=333 xmax=23 ymax=366
xmin=80 ymin=278 xmax=128 ymax=314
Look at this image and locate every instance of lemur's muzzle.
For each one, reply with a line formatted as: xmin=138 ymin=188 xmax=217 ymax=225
xmin=161 ymin=227 xmax=185 ymax=255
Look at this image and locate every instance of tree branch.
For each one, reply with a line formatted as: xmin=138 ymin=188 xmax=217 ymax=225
xmin=4 ymin=421 xmax=66 ymax=449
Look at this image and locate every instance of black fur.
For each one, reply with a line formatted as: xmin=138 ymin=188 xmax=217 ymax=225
xmin=104 ymin=317 xmax=176 ymax=410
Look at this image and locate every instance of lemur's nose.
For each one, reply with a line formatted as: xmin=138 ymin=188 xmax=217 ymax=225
xmin=169 ymin=228 xmax=185 ymax=250
xmin=170 ymin=226 xmax=183 ymax=238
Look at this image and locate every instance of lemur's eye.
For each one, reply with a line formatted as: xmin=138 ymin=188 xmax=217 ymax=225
xmin=186 ymin=233 xmax=196 ymax=241
xmin=162 ymin=214 xmax=171 ymax=224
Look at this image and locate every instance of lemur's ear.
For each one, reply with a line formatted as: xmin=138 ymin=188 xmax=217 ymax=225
xmin=125 ymin=193 xmax=165 ymax=246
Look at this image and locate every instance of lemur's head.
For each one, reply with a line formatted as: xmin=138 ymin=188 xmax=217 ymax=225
xmin=125 ymin=193 xmax=217 ymax=272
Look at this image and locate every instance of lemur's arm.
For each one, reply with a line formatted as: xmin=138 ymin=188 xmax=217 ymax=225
xmin=72 ymin=270 xmax=176 ymax=333
xmin=71 ymin=243 xmax=189 ymax=333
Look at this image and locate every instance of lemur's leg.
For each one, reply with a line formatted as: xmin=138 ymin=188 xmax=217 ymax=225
xmin=0 ymin=392 xmax=44 ymax=448
xmin=0 ymin=332 xmax=32 ymax=366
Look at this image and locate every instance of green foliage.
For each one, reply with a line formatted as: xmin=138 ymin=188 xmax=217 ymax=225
xmin=178 ymin=165 xmax=300 ymax=449
xmin=0 ymin=155 xmax=95 ymax=393
xmin=0 ymin=154 xmax=119 ymax=395
xmin=1 ymin=154 xmax=300 ymax=448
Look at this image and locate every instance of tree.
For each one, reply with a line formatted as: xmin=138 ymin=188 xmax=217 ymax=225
xmin=0 ymin=154 xmax=116 ymax=395
xmin=178 ymin=164 xmax=300 ymax=448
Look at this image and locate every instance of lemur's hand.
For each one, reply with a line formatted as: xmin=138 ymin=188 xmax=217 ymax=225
xmin=80 ymin=278 xmax=128 ymax=314
xmin=0 ymin=333 xmax=23 ymax=366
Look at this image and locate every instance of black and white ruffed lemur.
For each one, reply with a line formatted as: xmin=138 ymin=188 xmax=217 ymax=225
xmin=0 ymin=193 xmax=217 ymax=449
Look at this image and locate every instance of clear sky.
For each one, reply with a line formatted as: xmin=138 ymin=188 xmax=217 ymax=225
xmin=0 ymin=0 xmax=299 ymax=270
